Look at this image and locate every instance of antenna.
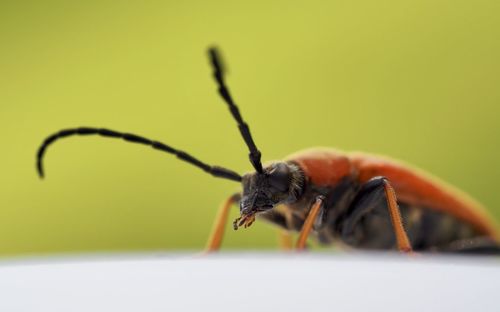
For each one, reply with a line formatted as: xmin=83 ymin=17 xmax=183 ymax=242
xmin=36 ymin=127 xmax=242 ymax=182
xmin=208 ymin=47 xmax=263 ymax=173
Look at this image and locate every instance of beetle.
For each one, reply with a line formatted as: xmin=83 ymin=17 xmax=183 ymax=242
xmin=36 ymin=47 xmax=500 ymax=254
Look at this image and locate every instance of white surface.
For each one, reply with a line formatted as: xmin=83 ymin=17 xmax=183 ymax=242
xmin=0 ymin=253 xmax=499 ymax=312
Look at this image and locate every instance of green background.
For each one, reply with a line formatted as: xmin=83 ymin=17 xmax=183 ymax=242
xmin=1 ymin=1 xmax=499 ymax=256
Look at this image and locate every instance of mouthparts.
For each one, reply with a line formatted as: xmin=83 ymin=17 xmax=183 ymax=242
xmin=233 ymin=212 xmax=256 ymax=230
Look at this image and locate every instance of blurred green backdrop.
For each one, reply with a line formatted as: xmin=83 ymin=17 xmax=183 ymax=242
xmin=1 ymin=0 xmax=499 ymax=256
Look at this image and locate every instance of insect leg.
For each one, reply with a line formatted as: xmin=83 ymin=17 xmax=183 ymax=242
xmin=278 ymin=230 xmax=293 ymax=250
xmin=381 ymin=179 xmax=413 ymax=253
xmin=296 ymin=196 xmax=325 ymax=250
xmin=341 ymin=177 xmax=412 ymax=253
xmin=204 ymin=193 xmax=241 ymax=252
xmin=257 ymin=208 xmax=296 ymax=250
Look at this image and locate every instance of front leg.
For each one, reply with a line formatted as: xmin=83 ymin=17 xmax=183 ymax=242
xmin=260 ymin=201 xmax=327 ymax=251
xmin=296 ymin=196 xmax=326 ymax=250
xmin=205 ymin=193 xmax=241 ymax=252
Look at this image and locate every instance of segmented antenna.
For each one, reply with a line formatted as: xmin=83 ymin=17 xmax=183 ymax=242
xmin=208 ymin=47 xmax=263 ymax=173
xmin=36 ymin=127 xmax=242 ymax=182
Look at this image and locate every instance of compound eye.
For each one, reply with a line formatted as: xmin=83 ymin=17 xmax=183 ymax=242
xmin=268 ymin=171 xmax=289 ymax=192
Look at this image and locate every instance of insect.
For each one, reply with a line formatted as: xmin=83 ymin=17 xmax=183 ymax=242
xmin=36 ymin=47 xmax=500 ymax=254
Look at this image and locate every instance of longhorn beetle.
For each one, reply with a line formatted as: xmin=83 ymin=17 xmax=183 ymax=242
xmin=36 ymin=47 xmax=500 ymax=254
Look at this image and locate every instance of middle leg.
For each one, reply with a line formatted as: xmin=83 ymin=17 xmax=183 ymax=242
xmin=341 ymin=177 xmax=413 ymax=253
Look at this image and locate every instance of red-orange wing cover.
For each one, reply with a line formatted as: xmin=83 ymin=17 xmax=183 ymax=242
xmin=287 ymin=148 xmax=499 ymax=239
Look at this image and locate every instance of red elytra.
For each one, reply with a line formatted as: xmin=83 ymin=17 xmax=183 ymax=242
xmin=287 ymin=148 xmax=499 ymax=240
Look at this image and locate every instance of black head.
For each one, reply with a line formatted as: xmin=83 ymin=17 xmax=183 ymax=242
xmin=238 ymin=162 xmax=304 ymax=222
